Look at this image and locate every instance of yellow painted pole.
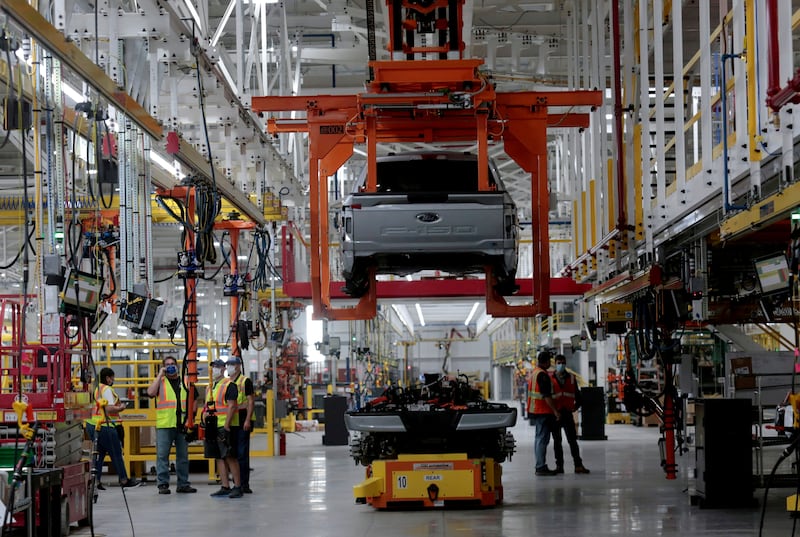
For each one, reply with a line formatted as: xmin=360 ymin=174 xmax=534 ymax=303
xmin=580 ymin=191 xmax=587 ymax=255
xmin=589 ymin=179 xmax=597 ymax=247
xmin=573 ymin=199 xmax=579 ymax=259
xmin=607 ymin=159 xmax=615 ymax=234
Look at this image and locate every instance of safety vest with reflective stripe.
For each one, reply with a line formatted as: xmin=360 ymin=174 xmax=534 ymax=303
xmin=211 ymin=378 xmax=239 ymax=428
xmin=88 ymin=383 xmax=119 ymax=427
xmin=156 ymin=377 xmax=189 ymax=429
xmin=551 ymin=372 xmax=578 ymax=412
xmin=233 ymin=374 xmax=248 ymax=408
xmin=527 ymin=367 xmax=554 ymax=415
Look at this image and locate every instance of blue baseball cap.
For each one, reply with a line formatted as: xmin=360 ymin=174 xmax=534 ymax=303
xmin=210 ymin=359 xmax=226 ymax=367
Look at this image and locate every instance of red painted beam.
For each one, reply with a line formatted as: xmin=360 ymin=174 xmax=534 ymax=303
xmin=283 ymin=278 xmax=591 ymax=300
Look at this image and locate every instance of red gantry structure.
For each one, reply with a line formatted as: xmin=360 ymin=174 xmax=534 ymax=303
xmin=253 ymin=0 xmax=601 ymax=320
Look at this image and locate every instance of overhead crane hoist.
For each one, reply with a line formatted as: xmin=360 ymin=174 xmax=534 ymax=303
xmin=252 ymin=0 xmax=602 ymax=322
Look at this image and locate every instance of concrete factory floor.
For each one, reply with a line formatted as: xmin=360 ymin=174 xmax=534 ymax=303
xmin=77 ymin=409 xmax=796 ymax=537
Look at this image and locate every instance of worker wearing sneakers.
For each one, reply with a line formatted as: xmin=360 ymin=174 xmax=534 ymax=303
xmin=550 ymin=354 xmax=590 ymax=475
xmin=228 ymin=356 xmax=255 ymax=494
xmin=528 ymin=351 xmax=560 ymax=476
xmin=85 ymin=367 xmax=140 ymax=489
xmin=147 ymin=356 xmax=199 ymax=494
xmin=207 ymin=359 xmax=243 ymax=498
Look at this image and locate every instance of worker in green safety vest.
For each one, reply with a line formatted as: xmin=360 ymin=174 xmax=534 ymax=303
xmin=147 ymin=355 xmax=198 ymax=494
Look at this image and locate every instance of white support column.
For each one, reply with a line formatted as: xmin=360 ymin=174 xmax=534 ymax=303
xmin=118 ymin=119 xmax=130 ymax=299
xmin=699 ymin=2 xmax=714 ymax=182
xmin=149 ymin=52 xmax=160 ymax=119
xmin=239 ymin=144 xmax=249 ymax=195
xmin=53 ymin=64 xmax=67 ymax=257
xmin=143 ymin=137 xmax=155 ymax=287
xmin=566 ymin=2 xmax=575 ymax=89
xmin=638 ymin=0 xmax=653 ymax=252
xmin=652 ymin=0 xmax=667 ymax=226
xmin=623 ymin=0 xmax=635 ymax=256
xmin=672 ymin=0 xmax=687 ymax=202
xmin=260 ymin=3 xmax=269 ymax=94
xmin=581 ymin=0 xmax=590 ymax=89
xmin=460 ymin=0 xmax=473 ymax=58
xmin=53 ymin=0 xmax=67 ymax=31
xmin=225 ymin=125 xmax=233 ymax=181
xmin=510 ymin=35 xmax=522 ymax=73
xmin=485 ymin=34 xmax=497 ymax=71
xmin=236 ymin=0 xmax=245 ymax=94
xmin=732 ymin=0 xmax=749 ymax=188
xmin=778 ymin=0 xmax=794 ymax=180
xmin=134 ymin=124 xmax=145 ymax=286
xmin=596 ymin=1 xmax=609 ymax=243
xmin=589 ymin=1 xmax=603 ymax=250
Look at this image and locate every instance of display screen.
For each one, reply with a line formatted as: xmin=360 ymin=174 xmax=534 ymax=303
xmin=61 ymin=269 xmax=103 ymax=315
xmin=754 ymin=253 xmax=790 ymax=296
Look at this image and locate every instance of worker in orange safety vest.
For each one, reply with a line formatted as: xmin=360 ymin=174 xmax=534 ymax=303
xmin=527 ymin=351 xmax=560 ymax=476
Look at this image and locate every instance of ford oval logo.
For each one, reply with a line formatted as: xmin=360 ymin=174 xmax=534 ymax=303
xmin=416 ymin=212 xmax=440 ymax=223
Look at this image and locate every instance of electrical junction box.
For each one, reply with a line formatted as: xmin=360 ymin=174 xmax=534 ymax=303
xmin=598 ymin=303 xmax=633 ymax=322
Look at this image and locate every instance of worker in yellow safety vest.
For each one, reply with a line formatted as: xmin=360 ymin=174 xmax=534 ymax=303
xmin=550 ymin=354 xmax=590 ymax=475
xmin=85 ymin=367 xmax=140 ymax=489
xmin=527 ymin=351 xmax=560 ymax=476
xmin=147 ymin=355 xmax=198 ymax=494
xmin=228 ymin=355 xmax=255 ymax=494
xmin=205 ymin=358 xmax=243 ymax=498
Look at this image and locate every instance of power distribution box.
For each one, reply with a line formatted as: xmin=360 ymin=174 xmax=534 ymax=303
xmin=598 ymin=302 xmax=633 ymax=322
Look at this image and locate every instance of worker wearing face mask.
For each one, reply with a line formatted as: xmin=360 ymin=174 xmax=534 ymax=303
xmin=550 ymin=354 xmax=590 ymax=474
xmin=227 ymin=355 xmax=255 ymax=493
xmin=205 ymin=359 xmax=243 ymax=498
xmin=147 ymin=356 xmax=199 ymax=494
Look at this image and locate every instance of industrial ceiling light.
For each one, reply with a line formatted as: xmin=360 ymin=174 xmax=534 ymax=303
xmin=60 ymin=81 xmax=84 ymax=103
xmin=391 ymin=305 xmax=414 ymax=336
xmin=415 ymin=303 xmax=425 ymax=327
xmin=150 ymin=152 xmax=182 ymax=178
xmin=464 ymin=302 xmax=480 ymax=326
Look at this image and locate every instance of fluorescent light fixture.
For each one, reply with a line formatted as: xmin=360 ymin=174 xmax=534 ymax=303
xmin=61 ymin=82 xmax=84 ymax=103
xmin=237 ymin=255 xmax=247 ymax=260
xmin=464 ymin=302 xmax=480 ymax=326
xmin=391 ymin=305 xmax=414 ymax=336
xmin=150 ymin=151 xmax=182 ymax=178
xmin=415 ymin=303 xmax=425 ymax=327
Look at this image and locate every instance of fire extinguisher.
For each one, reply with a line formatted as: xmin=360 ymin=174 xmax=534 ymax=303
xmin=279 ymin=431 xmax=286 ymax=456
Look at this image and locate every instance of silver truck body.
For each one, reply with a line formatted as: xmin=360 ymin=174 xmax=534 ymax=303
xmin=339 ymin=153 xmax=519 ymax=295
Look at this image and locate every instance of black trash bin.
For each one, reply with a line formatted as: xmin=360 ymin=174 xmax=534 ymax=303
xmin=322 ymin=395 xmax=349 ymax=446
xmin=580 ymin=386 xmax=607 ymax=440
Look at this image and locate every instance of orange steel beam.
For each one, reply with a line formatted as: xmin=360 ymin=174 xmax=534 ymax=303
xmin=253 ymin=61 xmax=602 ymax=320
xmin=156 ymin=186 xmax=199 ymax=427
xmin=266 ymin=113 xmax=591 ymax=135
xmin=215 ymin=219 xmax=256 ymax=355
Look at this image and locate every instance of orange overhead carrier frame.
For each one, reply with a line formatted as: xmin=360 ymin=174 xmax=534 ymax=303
xmin=252 ymin=0 xmax=602 ymax=320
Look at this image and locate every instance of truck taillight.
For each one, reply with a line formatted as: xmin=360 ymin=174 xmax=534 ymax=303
xmin=350 ymin=204 xmax=362 ymax=209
